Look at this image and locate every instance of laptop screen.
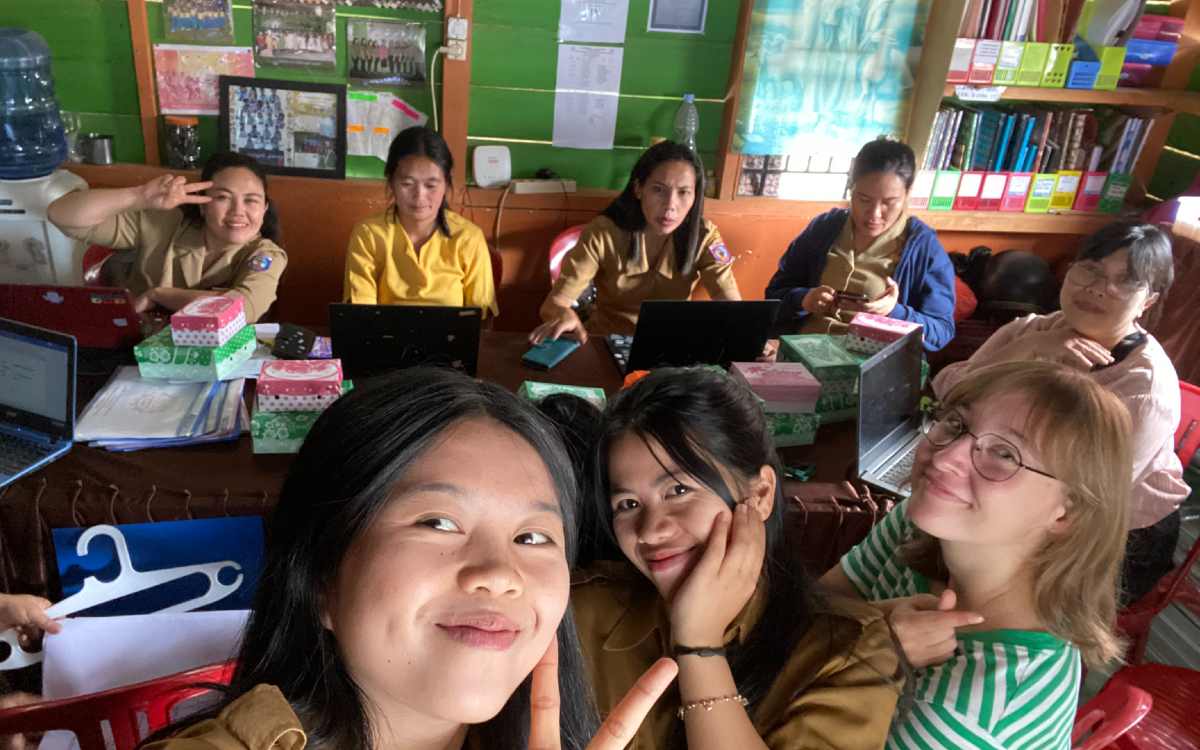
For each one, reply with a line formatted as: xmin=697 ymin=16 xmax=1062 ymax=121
xmin=0 ymin=326 xmax=72 ymax=426
xmin=857 ymin=330 xmax=923 ymax=469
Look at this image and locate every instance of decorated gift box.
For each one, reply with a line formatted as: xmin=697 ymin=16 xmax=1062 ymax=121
xmin=517 ymin=381 xmax=607 ymax=409
xmin=768 ymin=411 xmax=822 ymax=447
xmin=135 ymin=325 xmax=256 ymax=381
xmin=170 ymin=296 xmax=247 ymax=348
xmin=844 ymin=313 xmax=923 ymax=355
xmin=256 ymin=359 xmax=344 ymax=411
xmin=730 ymin=362 xmax=821 ymax=413
xmin=814 ymin=390 xmax=859 ymax=425
xmin=251 ymin=409 xmax=321 ymax=454
xmin=778 ymin=335 xmax=861 ymax=382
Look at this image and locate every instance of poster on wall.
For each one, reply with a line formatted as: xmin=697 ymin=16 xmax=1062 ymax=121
xmin=154 ymin=45 xmax=255 ymax=115
xmin=163 ymin=0 xmax=236 ymax=44
xmin=253 ymin=0 xmax=337 ymax=70
xmin=732 ymin=0 xmax=932 ymax=160
xmin=347 ymin=20 xmax=427 ymax=87
xmin=219 ymin=76 xmax=347 ymax=179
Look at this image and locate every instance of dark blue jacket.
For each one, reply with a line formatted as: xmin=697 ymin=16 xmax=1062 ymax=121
xmin=765 ymin=209 xmax=956 ymax=351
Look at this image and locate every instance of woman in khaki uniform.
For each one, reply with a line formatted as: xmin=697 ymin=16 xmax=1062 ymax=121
xmin=530 ymin=142 xmax=741 ymax=345
xmin=47 ymin=152 xmax=287 ymax=323
xmin=573 ymin=368 xmax=901 ymax=750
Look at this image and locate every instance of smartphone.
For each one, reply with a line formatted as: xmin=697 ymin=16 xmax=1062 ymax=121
xmin=522 ymin=337 xmax=581 ymax=371
xmin=833 ymin=290 xmax=869 ymax=302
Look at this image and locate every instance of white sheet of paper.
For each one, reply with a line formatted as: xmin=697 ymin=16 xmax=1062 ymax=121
xmin=75 ymin=367 xmax=212 ymax=441
xmin=553 ymin=44 xmax=623 ymax=150
xmin=647 ymin=0 xmax=708 ymax=33
xmin=347 ymin=92 xmax=428 ymax=161
xmin=558 ymin=0 xmax=630 ymax=44
xmin=40 ymin=611 xmax=249 ymax=750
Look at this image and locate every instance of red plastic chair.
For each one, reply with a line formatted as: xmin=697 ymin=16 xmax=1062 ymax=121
xmin=1101 ymin=664 xmax=1200 ymax=749
xmin=82 ymin=245 xmax=118 ymax=286
xmin=549 ymin=225 xmax=585 ymax=283
xmin=0 ymin=660 xmax=235 ymax=750
xmin=1117 ymin=381 xmax=1200 ymax=665
xmin=1072 ymin=684 xmax=1153 ymax=750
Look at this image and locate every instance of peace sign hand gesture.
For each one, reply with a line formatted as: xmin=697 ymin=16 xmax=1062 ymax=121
xmin=137 ymin=175 xmax=213 ymax=212
xmin=527 ymin=636 xmax=677 ymax=750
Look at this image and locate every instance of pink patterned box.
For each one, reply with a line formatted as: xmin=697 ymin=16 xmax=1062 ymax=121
xmin=845 ymin=313 xmax=923 ymax=355
xmin=170 ymin=296 xmax=247 ymax=347
xmin=256 ymin=359 xmax=344 ymax=412
xmin=730 ymin=362 xmax=821 ymax=413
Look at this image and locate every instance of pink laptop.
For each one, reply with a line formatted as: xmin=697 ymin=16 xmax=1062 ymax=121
xmin=0 ymin=284 xmax=156 ymax=349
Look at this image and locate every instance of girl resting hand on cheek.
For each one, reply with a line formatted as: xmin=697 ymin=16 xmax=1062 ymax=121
xmin=572 ymin=367 xmax=902 ymax=750
xmin=142 ymin=368 xmax=675 ymax=750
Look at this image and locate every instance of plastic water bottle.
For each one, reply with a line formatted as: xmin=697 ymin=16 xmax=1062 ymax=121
xmin=673 ymin=94 xmax=699 ymax=152
xmin=0 ymin=29 xmax=68 ymax=180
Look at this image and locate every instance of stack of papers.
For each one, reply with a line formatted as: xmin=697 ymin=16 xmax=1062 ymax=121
xmin=76 ymin=367 xmax=248 ymax=451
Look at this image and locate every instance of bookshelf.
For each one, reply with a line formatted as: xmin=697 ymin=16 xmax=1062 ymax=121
xmin=907 ymin=0 xmax=1200 ymax=208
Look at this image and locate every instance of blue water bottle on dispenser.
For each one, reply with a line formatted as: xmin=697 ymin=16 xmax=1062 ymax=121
xmin=0 ymin=28 xmax=68 ymax=179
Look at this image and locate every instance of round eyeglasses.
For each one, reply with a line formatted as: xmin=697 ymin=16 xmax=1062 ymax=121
xmin=920 ymin=407 xmax=1056 ymax=483
xmin=1065 ymin=262 xmax=1147 ymax=301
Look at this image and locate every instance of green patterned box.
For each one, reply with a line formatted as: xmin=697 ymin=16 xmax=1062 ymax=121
xmin=769 ymin=411 xmax=821 ymax=447
xmin=251 ymin=409 xmax=320 ymax=454
xmin=815 ymin=391 xmax=858 ymax=424
xmin=778 ymin=335 xmax=861 ymax=382
xmin=135 ymin=325 xmax=256 ymax=381
xmin=517 ymin=381 xmax=606 ymax=409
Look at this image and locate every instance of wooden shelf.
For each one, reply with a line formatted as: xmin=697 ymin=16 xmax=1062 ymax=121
xmin=942 ymin=83 xmax=1200 ymax=115
xmin=914 ymin=208 xmax=1125 ymax=233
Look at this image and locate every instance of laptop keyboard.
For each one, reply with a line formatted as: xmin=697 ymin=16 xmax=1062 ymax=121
xmin=880 ymin=441 xmax=919 ymax=487
xmin=0 ymin=432 xmax=55 ymax=476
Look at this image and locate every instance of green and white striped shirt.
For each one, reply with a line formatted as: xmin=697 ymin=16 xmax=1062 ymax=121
xmin=840 ymin=501 xmax=1081 ymax=750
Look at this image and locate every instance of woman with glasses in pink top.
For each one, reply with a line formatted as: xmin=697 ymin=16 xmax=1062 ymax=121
xmin=932 ymin=221 xmax=1187 ymax=604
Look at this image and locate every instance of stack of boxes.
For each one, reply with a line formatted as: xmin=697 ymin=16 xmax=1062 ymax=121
xmin=134 ymin=296 xmax=256 ymax=381
xmin=730 ymin=362 xmax=823 ymax=447
xmin=777 ymin=335 xmax=863 ymax=425
xmin=251 ymin=359 xmax=351 ymax=453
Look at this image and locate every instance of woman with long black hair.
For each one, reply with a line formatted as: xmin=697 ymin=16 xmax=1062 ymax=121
xmin=530 ymin=142 xmax=741 ymax=345
xmin=143 ymin=368 xmax=674 ymax=750
xmin=572 ymin=367 xmax=900 ymax=750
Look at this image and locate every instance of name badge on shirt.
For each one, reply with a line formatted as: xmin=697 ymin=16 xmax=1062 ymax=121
xmin=709 ymin=241 xmax=732 ymax=264
xmin=248 ymin=253 xmax=273 ymax=272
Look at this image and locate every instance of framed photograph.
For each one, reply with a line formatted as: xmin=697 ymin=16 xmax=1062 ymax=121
xmin=219 ymin=76 xmax=347 ymax=179
xmin=647 ymin=0 xmax=709 ymax=34
xmin=154 ymin=45 xmax=254 ymax=115
xmin=347 ymin=20 xmax=427 ymax=87
xmin=253 ymin=0 xmax=337 ymax=70
xmin=163 ymin=0 xmax=235 ymax=44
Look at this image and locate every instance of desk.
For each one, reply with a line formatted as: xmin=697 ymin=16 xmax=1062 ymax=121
xmin=0 ymin=332 xmax=863 ymax=598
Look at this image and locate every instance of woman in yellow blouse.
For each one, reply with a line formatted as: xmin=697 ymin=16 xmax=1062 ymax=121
xmin=344 ymin=127 xmax=497 ymax=316
xmin=530 ymin=142 xmax=741 ymax=344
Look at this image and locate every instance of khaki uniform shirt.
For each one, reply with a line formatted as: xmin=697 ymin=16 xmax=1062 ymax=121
xmin=571 ymin=561 xmax=901 ymax=750
xmin=61 ymin=208 xmax=287 ymax=323
xmin=801 ymin=211 xmax=908 ymax=336
xmin=551 ymin=215 xmax=739 ymax=336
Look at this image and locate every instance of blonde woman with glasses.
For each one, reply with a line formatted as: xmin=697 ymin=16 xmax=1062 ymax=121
xmin=930 ymin=222 xmax=1186 ymax=605
xmin=823 ymin=361 xmax=1132 ymax=750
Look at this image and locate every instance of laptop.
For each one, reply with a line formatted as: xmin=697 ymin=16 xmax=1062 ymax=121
xmin=0 ymin=284 xmax=157 ymax=349
xmin=0 ymin=317 xmax=76 ymax=488
xmin=329 ymin=303 xmax=482 ymax=380
xmin=857 ymin=329 xmax=924 ymax=498
xmin=605 ymin=300 xmax=781 ymax=374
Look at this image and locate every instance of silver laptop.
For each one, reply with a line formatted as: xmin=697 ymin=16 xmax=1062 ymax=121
xmin=857 ymin=329 xmax=924 ymax=498
xmin=0 ymin=317 xmax=76 ymax=488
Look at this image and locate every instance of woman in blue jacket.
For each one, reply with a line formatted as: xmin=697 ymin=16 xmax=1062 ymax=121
xmin=765 ymin=139 xmax=956 ymax=351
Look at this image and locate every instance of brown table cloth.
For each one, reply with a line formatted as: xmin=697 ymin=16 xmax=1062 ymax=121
xmin=0 ymin=332 xmax=868 ymax=598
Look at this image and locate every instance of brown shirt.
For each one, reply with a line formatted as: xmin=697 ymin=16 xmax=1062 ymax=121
xmin=61 ymin=208 xmax=287 ymax=323
xmin=571 ymin=561 xmax=901 ymax=750
xmin=551 ymin=215 xmax=739 ymax=336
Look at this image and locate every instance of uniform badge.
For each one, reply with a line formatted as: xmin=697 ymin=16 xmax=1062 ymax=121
xmin=709 ymin=242 xmax=732 ymax=264
xmin=248 ymin=253 xmax=273 ymax=272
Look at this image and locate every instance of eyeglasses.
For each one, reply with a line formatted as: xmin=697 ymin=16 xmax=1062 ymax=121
xmin=1065 ymin=262 xmax=1147 ymax=301
xmin=920 ymin=406 xmax=1056 ymax=483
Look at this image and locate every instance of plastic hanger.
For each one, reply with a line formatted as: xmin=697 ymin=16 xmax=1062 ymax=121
xmin=0 ymin=525 xmax=243 ymax=670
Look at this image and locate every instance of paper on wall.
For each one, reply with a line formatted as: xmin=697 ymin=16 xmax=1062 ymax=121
xmin=552 ymin=44 xmax=623 ymax=150
xmin=559 ymin=0 xmax=630 ymax=44
xmin=347 ymin=91 xmax=429 ymax=160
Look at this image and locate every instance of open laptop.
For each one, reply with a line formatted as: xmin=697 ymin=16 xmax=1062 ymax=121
xmin=0 ymin=317 xmax=76 ymax=488
xmin=605 ymin=300 xmax=781 ymax=374
xmin=329 ymin=303 xmax=482 ymax=380
xmin=0 ymin=284 xmax=157 ymax=349
xmin=857 ymin=329 xmax=924 ymax=498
